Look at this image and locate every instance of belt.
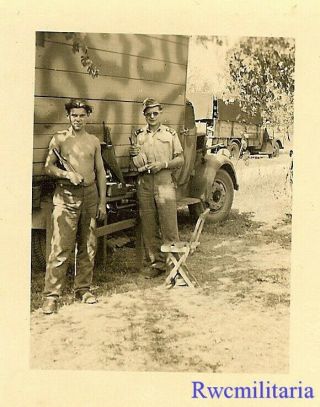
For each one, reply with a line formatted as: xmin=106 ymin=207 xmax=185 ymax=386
xmin=57 ymin=181 xmax=96 ymax=188
xmin=139 ymin=169 xmax=171 ymax=176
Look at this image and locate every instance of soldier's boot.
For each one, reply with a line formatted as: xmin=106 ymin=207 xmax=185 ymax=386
xmin=42 ymin=296 xmax=58 ymax=314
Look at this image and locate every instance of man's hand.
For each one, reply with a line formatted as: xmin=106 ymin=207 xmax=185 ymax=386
xmin=96 ymin=203 xmax=107 ymax=222
xmin=147 ymin=161 xmax=165 ymax=174
xmin=129 ymin=145 xmax=141 ymax=157
xmin=67 ymin=171 xmax=84 ymax=185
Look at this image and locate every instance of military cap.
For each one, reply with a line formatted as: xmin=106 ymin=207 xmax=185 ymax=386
xmin=142 ymin=98 xmax=162 ymax=113
xmin=65 ymin=98 xmax=93 ymax=114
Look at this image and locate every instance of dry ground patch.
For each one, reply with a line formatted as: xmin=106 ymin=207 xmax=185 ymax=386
xmin=30 ymin=153 xmax=292 ymax=372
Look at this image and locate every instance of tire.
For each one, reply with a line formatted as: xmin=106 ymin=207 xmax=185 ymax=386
xmin=272 ymin=142 xmax=280 ymax=158
xmin=31 ymin=229 xmax=76 ymax=272
xmin=31 ymin=229 xmax=47 ymax=271
xmin=206 ymin=169 xmax=234 ymax=222
xmin=228 ymin=142 xmax=240 ymax=159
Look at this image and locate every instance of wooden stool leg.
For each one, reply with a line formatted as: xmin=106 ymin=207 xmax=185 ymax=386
xmin=178 ymin=264 xmax=196 ymax=288
xmin=177 ymin=270 xmax=195 ymax=288
xmin=164 ymin=250 xmax=197 ymax=288
xmin=164 ymin=253 xmax=179 ymax=285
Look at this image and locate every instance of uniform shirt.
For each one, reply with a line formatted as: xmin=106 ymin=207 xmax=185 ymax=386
xmin=133 ymin=124 xmax=183 ymax=169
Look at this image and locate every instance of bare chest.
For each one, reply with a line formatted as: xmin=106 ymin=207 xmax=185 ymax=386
xmin=60 ymin=136 xmax=95 ymax=161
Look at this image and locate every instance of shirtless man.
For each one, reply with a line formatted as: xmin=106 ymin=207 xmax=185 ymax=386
xmin=42 ymin=98 xmax=106 ymax=314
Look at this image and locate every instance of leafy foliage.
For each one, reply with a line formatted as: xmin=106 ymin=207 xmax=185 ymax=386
xmin=196 ymin=35 xmax=224 ymax=48
xmin=40 ymin=32 xmax=100 ymax=78
xmin=64 ymin=32 xmax=99 ymax=78
xmin=188 ymin=35 xmax=295 ymax=135
xmin=225 ymin=37 xmax=295 ymax=127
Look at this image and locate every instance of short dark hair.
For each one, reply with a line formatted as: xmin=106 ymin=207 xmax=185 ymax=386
xmin=65 ymin=98 xmax=93 ymax=115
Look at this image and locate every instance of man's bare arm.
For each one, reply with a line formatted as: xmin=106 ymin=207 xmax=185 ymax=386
xmin=44 ymin=136 xmax=69 ymax=178
xmin=95 ymin=139 xmax=107 ymax=221
xmin=44 ymin=135 xmax=83 ymax=185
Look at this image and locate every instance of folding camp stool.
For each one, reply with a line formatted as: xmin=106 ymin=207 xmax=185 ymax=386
xmin=161 ymin=208 xmax=210 ymax=289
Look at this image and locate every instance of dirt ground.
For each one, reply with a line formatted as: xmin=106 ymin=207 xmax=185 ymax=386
xmin=30 ymin=153 xmax=292 ymax=372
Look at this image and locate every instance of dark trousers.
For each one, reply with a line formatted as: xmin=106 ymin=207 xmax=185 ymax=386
xmin=137 ymin=173 xmax=179 ymax=271
xmin=44 ymin=183 xmax=98 ymax=297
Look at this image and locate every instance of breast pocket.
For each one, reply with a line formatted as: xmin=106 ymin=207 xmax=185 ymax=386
xmin=156 ymin=135 xmax=172 ymax=162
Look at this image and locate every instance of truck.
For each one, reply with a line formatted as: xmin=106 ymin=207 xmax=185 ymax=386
xmin=32 ymin=33 xmax=238 ymax=269
xmin=190 ymin=93 xmax=285 ymax=159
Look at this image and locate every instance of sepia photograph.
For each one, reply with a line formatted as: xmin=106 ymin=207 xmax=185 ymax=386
xmin=30 ymin=32 xmax=294 ymax=373
xmin=3 ymin=1 xmax=320 ymax=406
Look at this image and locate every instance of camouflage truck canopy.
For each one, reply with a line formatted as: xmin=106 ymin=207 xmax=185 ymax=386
xmin=33 ymin=33 xmax=189 ymax=180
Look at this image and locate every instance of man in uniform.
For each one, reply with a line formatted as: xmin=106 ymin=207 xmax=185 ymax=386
xmin=130 ymin=98 xmax=184 ymax=278
xmin=42 ymin=98 xmax=106 ymax=314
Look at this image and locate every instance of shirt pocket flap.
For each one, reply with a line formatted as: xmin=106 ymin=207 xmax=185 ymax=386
xmin=157 ymin=134 xmax=172 ymax=143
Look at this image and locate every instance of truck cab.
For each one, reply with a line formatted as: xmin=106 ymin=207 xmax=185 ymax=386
xmin=176 ymin=99 xmax=239 ymax=222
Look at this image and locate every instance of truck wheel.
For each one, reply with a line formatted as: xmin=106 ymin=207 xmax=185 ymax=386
xmin=268 ymin=142 xmax=280 ymax=158
xmin=272 ymin=142 xmax=280 ymax=158
xmin=31 ymin=230 xmax=76 ymax=271
xmin=207 ymin=169 xmax=234 ymax=222
xmin=229 ymin=142 xmax=240 ymax=159
xmin=31 ymin=229 xmax=46 ymax=271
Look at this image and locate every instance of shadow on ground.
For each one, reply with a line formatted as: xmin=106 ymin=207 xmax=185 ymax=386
xmin=31 ymin=210 xmax=290 ymax=312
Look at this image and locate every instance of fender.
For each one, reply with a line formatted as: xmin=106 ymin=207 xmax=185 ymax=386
xmin=275 ymin=138 xmax=284 ymax=149
xmin=189 ymin=153 xmax=239 ymax=199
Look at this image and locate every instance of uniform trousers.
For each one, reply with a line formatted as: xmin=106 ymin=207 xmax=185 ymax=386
xmin=137 ymin=172 xmax=179 ymax=271
xmin=44 ymin=183 xmax=98 ymax=297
